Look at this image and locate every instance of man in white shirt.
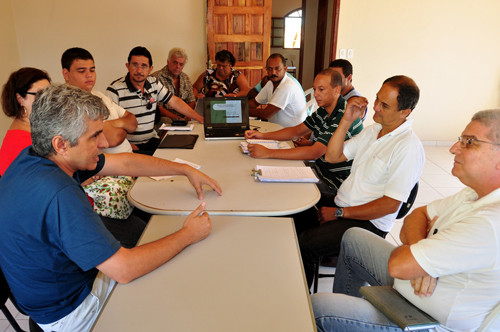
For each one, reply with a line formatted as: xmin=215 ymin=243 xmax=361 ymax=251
xmin=313 ymin=110 xmax=500 ymax=331
xmin=329 ymin=58 xmax=367 ymax=120
xmin=61 ymin=47 xmax=136 ymax=154
xmin=299 ymin=76 xmax=425 ymax=288
xmin=62 ymin=47 xmax=146 ymax=248
xmin=248 ymin=53 xmax=306 ymax=127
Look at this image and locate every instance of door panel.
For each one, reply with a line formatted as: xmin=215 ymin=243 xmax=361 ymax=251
xmin=207 ymin=0 xmax=271 ymax=87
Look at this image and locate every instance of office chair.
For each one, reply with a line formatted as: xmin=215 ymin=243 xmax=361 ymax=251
xmin=303 ymin=88 xmax=317 ymax=116
xmin=312 ymin=182 xmax=419 ymax=293
xmin=1 ymin=268 xmax=26 ymax=332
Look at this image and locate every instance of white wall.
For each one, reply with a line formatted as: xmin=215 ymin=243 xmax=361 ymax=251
xmin=10 ymin=0 xmax=208 ymax=92
xmin=337 ymin=0 xmax=500 ymax=141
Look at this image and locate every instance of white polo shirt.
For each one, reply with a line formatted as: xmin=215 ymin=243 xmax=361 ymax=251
xmin=255 ymin=74 xmax=306 ymax=127
xmin=92 ymin=90 xmax=132 ymax=154
xmin=334 ymin=119 xmax=425 ymax=232
xmin=395 ymin=187 xmax=500 ymax=330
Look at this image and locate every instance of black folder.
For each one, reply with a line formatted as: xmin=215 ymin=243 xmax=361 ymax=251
xmin=157 ymin=134 xmax=198 ymax=149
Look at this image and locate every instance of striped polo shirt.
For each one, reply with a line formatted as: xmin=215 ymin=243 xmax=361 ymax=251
xmin=106 ymin=74 xmax=172 ymax=144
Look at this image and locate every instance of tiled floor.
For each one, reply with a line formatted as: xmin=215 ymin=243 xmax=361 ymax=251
xmin=0 ymin=144 xmax=464 ymax=330
xmin=0 ymin=299 xmax=29 ymax=332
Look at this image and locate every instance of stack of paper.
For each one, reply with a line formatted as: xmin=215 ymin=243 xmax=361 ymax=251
xmin=150 ymin=158 xmax=200 ymax=181
xmin=253 ymin=165 xmax=319 ymax=183
xmin=240 ymin=139 xmax=291 ymax=154
xmin=159 ymin=123 xmax=194 ymax=131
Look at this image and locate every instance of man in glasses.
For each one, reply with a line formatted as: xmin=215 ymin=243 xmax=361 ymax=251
xmin=62 ymin=47 xmax=136 ymax=154
xmin=107 ymin=46 xmax=203 ymax=155
xmin=311 ymin=110 xmax=500 ymax=331
xmin=248 ymin=53 xmax=307 ymax=128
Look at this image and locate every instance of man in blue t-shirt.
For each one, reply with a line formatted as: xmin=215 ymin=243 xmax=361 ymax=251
xmin=0 ymin=84 xmax=222 ymax=332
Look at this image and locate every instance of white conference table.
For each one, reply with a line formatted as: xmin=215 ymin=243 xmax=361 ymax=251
xmin=92 ymin=215 xmax=316 ymax=332
xmin=128 ymin=120 xmax=320 ymax=216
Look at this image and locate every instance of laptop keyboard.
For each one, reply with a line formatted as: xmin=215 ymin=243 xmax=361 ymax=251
xmin=206 ymin=128 xmax=246 ymax=138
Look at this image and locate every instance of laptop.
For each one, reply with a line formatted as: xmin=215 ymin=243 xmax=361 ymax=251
xmin=203 ymin=97 xmax=249 ymax=140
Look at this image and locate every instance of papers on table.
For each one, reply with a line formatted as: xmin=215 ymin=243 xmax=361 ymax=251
xmin=252 ymin=165 xmax=319 ymax=183
xmin=150 ymin=158 xmax=201 ymax=181
xmin=240 ymin=139 xmax=291 ymax=154
xmin=159 ymin=123 xmax=194 ymax=131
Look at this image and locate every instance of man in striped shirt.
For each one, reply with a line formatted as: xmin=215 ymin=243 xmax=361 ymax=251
xmin=107 ymin=46 xmax=202 ymax=155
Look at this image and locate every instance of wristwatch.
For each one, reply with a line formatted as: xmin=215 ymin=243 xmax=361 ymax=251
xmin=334 ymin=207 xmax=344 ymax=218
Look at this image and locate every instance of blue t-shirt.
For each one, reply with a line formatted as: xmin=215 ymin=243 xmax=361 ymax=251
xmin=0 ymin=147 xmax=121 ymax=324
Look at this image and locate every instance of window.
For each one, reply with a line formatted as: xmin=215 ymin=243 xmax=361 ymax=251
xmin=271 ymin=17 xmax=284 ymax=48
xmin=284 ymin=9 xmax=302 ymax=49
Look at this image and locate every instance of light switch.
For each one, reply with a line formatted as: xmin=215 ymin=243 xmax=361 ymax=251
xmin=339 ymin=49 xmax=346 ymax=58
xmin=347 ymin=49 xmax=354 ymax=58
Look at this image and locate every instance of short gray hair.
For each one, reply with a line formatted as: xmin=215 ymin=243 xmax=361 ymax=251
xmin=168 ymin=47 xmax=188 ymax=63
xmin=31 ymin=83 xmax=109 ymax=157
xmin=472 ymin=109 xmax=500 ymax=144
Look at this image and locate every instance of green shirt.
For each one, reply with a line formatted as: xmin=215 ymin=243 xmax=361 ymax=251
xmin=304 ymin=96 xmax=363 ymax=190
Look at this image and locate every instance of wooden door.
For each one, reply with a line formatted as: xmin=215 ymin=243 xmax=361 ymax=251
xmin=207 ymin=0 xmax=271 ymax=88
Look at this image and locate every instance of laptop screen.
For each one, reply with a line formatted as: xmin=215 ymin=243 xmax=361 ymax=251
xmin=203 ymin=97 xmax=249 ymax=129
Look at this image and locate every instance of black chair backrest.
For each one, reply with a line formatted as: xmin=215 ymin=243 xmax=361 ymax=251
xmin=0 ymin=267 xmax=9 ymax=305
xmin=396 ymin=182 xmax=419 ymax=219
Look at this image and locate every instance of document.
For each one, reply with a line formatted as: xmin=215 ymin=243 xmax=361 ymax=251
xmin=240 ymin=139 xmax=291 ymax=154
xmin=157 ymin=134 xmax=198 ymax=149
xmin=360 ymin=286 xmax=439 ymax=331
xmin=159 ymin=123 xmax=194 ymax=131
xmin=253 ymin=165 xmax=319 ymax=183
xmin=150 ymin=159 xmax=201 ymax=181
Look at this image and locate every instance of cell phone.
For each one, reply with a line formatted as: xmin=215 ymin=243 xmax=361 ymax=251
xmin=171 ymin=119 xmax=188 ymax=126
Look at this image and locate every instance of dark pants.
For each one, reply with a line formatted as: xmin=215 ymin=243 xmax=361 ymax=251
xmin=99 ymin=208 xmax=149 ymax=248
xmin=133 ymin=137 xmax=161 ymax=156
xmin=299 ymin=217 xmax=387 ymax=289
xmin=290 ymin=173 xmax=338 ymax=235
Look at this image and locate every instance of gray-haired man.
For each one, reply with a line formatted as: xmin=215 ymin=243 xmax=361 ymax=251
xmin=152 ymin=47 xmax=196 ymax=120
xmin=0 ymin=84 xmax=221 ymax=331
xmin=313 ymin=110 xmax=500 ymax=331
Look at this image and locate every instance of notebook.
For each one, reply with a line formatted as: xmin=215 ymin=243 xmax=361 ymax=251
xmin=203 ymin=97 xmax=249 ymax=140
xmin=157 ymin=134 xmax=199 ymax=149
xmin=360 ymin=286 xmax=439 ymax=331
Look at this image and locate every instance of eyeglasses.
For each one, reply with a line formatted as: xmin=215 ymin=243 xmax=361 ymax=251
xmin=129 ymin=62 xmax=150 ymax=70
xmin=457 ymin=135 xmax=500 ymax=148
xmin=25 ymin=92 xmax=37 ymax=96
